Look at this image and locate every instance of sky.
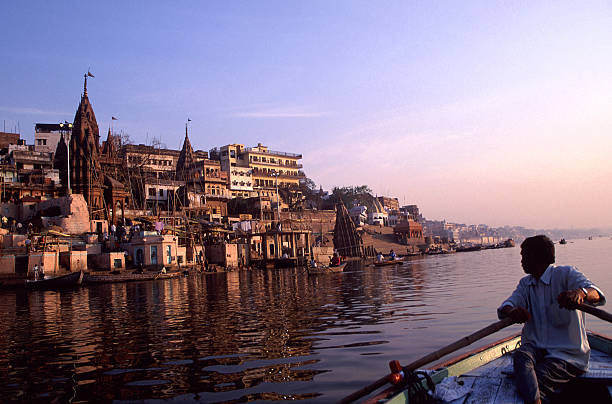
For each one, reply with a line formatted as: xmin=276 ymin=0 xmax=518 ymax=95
xmin=2 ymin=1 xmax=611 ymax=229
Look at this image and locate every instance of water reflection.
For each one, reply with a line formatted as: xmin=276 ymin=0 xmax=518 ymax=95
xmin=1 ymin=239 xmax=611 ymax=402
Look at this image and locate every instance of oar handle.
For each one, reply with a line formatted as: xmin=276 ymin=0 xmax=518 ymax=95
xmin=576 ymin=303 xmax=612 ymax=323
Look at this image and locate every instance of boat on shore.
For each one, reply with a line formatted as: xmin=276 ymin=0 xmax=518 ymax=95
xmin=307 ymin=262 xmax=347 ymax=274
xmin=83 ymin=270 xmax=182 ymax=284
xmin=360 ymin=331 xmax=612 ymax=404
xmin=25 ymin=270 xmax=84 ymax=290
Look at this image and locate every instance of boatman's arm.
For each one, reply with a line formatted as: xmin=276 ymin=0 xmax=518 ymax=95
xmin=557 ymin=288 xmax=601 ymax=309
xmin=557 ymin=266 xmax=606 ymax=309
xmin=498 ymin=279 xmax=530 ymax=323
xmin=499 ymin=305 xmax=531 ymax=323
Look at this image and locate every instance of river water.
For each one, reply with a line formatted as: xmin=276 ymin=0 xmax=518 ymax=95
xmin=1 ymin=237 xmax=610 ymax=403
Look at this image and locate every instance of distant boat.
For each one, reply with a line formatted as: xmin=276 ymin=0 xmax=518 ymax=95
xmin=26 ymin=271 xmax=84 ymax=290
xmin=559 ymin=238 xmax=567 ymax=245
xmin=308 ymin=262 xmax=347 ymax=274
xmin=456 ymin=245 xmax=482 ymax=252
xmin=589 ymin=236 xmax=593 ymax=240
xmin=374 ymin=260 xmax=404 ymax=267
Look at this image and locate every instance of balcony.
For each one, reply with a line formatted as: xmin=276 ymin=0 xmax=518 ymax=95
xmin=245 ymin=147 xmax=302 ymax=159
xmin=248 ymin=159 xmax=303 ymax=169
xmin=251 ymin=170 xmax=305 ymax=179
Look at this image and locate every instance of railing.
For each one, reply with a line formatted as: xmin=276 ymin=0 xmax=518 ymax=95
xmin=245 ymin=147 xmax=302 ymax=158
xmin=251 ymin=171 xmax=304 ymax=179
xmin=249 ymin=159 xmax=303 ymax=169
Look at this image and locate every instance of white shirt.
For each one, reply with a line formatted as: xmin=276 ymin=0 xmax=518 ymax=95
xmin=498 ymin=264 xmax=606 ymax=370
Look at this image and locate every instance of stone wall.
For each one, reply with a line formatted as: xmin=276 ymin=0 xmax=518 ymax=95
xmin=33 ymin=194 xmax=91 ymax=234
xmin=60 ymin=251 xmax=88 ymax=271
xmin=283 ymin=210 xmax=336 ymax=235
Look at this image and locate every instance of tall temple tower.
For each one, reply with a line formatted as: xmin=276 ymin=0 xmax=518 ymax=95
xmin=69 ymin=73 xmax=104 ymax=219
xmin=175 ymin=124 xmax=195 ymax=181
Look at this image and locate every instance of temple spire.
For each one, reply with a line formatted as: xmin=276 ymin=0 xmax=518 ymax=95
xmin=83 ymin=70 xmax=94 ymax=97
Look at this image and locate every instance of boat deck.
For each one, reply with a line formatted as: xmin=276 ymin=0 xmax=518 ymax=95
xmin=440 ymin=345 xmax=612 ymax=403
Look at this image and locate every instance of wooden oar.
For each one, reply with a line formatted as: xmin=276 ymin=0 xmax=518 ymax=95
xmin=577 ymin=303 xmax=612 ymax=323
xmin=337 ymin=317 xmax=514 ymax=404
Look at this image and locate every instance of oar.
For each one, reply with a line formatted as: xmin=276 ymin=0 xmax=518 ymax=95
xmin=337 ymin=317 xmax=514 ymax=404
xmin=576 ymin=303 xmax=612 ymax=323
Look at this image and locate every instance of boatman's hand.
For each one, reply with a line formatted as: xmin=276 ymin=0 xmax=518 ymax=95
xmin=557 ymin=289 xmax=585 ymax=310
xmin=501 ymin=306 xmax=531 ymax=323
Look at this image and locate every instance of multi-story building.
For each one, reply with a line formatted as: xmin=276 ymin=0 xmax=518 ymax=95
xmin=34 ymin=123 xmax=72 ymax=155
xmin=227 ymin=166 xmax=253 ymax=198
xmin=123 ymin=144 xmax=182 ymax=177
xmin=0 ymin=132 xmax=20 ymax=149
xmin=245 ymin=144 xmax=303 ymax=197
xmin=377 ymin=196 xmax=399 ymax=212
xmin=210 ymin=143 xmax=303 ymax=199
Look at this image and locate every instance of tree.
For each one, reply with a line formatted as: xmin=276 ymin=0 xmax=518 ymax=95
xmin=323 ymin=185 xmax=374 ymax=210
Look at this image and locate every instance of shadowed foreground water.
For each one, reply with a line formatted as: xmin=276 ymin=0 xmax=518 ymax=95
xmin=1 ymin=238 xmax=610 ymax=402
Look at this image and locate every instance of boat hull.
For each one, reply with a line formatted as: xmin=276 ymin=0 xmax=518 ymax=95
xmin=25 ymin=271 xmax=84 ymax=290
xmin=308 ymin=262 xmax=347 ymax=274
xmin=374 ymin=332 xmax=612 ymax=404
xmin=374 ymin=260 xmax=404 ymax=267
xmin=83 ymin=271 xmax=182 ymax=284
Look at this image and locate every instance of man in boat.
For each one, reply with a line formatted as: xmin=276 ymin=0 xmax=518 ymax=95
xmin=330 ymin=252 xmax=341 ymax=267
xmin=376 ymin=252 xmax=384 ymax=263
xmin=498 ymin=235 xmax=606 ymax=404
xmin=389 ymin=249 xmax=397 ymax=260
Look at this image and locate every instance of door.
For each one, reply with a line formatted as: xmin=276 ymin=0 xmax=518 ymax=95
xmin=151 ymin=246 xmax=158 ymax=265
xmin=166 ymin=245 xmax=172 ymax=265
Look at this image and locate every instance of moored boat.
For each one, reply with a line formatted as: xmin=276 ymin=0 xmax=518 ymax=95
xmin=560 ymin=238 xmax=567 ymax=244
xmin=25 ymin=270 xmax=84 ymax=290
xmin=308 ymin=262 xmax=347 ymax=274
xmin=83 ymin=270 xmax=182 ymax=284
xmin=361 ymin=331 xmax=612 ymax=404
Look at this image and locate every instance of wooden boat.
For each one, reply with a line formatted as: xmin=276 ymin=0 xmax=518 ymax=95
xmin=560 ymin=238 xmax=567 ymax=244
xmin=308 ymin=262 xmax=347 ymax=274
xmin=364 ymin=331 xmax=612 ymax=404
xmin=374 ymin=260 xmax=404 ymax=267
xmin=26 ymin=270 xmax=84 ymax=290
xmin=83 ymin=271 xmax=182 ymax=284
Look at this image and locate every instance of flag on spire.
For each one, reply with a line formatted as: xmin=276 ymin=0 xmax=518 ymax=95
xmin=111 ymin=116 xmax=118 ymax=120
xmin=87 ymin=71 xmax=95 ymax=78
xmin=187 ymin=118 xmax=191 ymax=122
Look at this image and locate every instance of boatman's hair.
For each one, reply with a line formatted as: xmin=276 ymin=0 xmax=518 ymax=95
xmin=520 ymin=235 xmax=555 ymax=265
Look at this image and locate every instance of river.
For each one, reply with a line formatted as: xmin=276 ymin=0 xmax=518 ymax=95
xmin=1 ymin=237 xmax=610 ymax=402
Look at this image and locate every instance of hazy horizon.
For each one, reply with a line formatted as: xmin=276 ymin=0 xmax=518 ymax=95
xmin=2 ymin=1 xmax=611 ymax=229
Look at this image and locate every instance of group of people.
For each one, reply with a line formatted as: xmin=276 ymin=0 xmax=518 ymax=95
xmin=375 ymin=249 xmax=397 ymax=263
xmin=309 ymin=251 xmax=343 ymax=268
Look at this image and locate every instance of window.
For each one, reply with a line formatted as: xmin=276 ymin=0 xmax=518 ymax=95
xmin=149 ymin=188 xmax=156 ymax=196
xmin=159 ymin=189 xmax=164 ymax=196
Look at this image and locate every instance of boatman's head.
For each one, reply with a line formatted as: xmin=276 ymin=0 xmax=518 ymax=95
xmin=520 ymin=235 xmax=555 ymax=277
